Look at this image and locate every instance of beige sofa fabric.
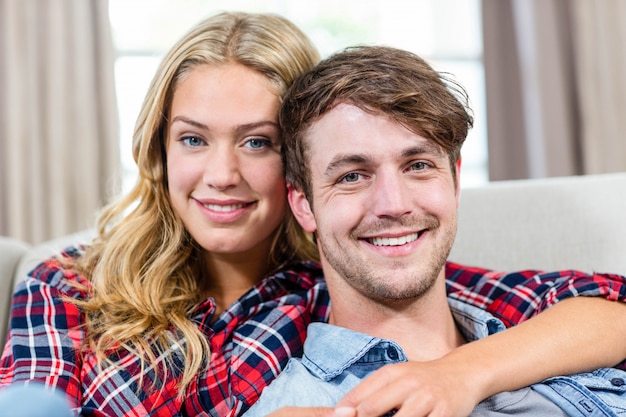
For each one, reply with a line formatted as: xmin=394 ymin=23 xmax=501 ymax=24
xmin=450 ymin=172 xmax=626 ymax=274
xmin=0 ymin=237 xmax=31 ymax=341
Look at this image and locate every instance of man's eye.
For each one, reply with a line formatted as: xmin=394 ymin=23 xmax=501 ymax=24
xmin=181 ymin=136 xmax=204 ymax=147
xmin=341 ymin=172 xmax=361 ymax=183
xmin=244 ymin=138 xmax=271 ymax=149
xmin=410 ymin=161 xmax=428 ymax=171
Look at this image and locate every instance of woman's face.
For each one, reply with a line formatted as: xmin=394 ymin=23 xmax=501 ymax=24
xmin=166 ymin=63 xmax=286 ymax=259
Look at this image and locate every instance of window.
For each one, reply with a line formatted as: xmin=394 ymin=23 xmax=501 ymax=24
xmin=109 ymin=0 xmax=487 ymax=192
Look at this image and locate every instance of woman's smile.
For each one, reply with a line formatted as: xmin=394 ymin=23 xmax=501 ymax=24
xmin=194 ymin=197 xmax=257 ymax=223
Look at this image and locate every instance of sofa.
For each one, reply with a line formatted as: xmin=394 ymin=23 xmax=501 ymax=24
xmin=1 ymin=172 xmax=626 ymax=346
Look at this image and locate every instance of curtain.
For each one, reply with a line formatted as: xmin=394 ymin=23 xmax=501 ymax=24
xmin=482 ymin=0 xmax=626 ymax=181
xmin=0 ymin=0 xmax=119 ymax=244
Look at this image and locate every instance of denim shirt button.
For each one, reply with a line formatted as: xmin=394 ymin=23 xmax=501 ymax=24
xmin=387 ymin=347 xmax=399 ymax=360
xmin=610 ymin=378 xmax=625 ymax=387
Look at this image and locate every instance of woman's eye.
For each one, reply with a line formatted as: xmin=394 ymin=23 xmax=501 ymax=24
xmin=244 ymin=137 xmax=271 ymax=149
xmin=181 ymin=136 xmax=204 ymax=147
xmin=341 ymin=172 xmax=361 ymax=183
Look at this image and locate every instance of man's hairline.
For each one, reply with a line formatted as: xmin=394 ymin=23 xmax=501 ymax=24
xmin=286 ymin=102 xmax=461 ymax=199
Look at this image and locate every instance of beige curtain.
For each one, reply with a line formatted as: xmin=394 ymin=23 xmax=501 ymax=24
xmin=482 ymin=0 xmax=626 ymax=181
xmin=0 ymin=0 xmax=119 ymax=244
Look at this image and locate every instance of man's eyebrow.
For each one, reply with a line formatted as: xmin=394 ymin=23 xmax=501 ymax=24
xmin=401 ymin=142 xmax=445 ymax=158
xmin=324 ymin=154 xmax=370 ymax=176
xmin=322 ymin=142 xmax=445 ymax=176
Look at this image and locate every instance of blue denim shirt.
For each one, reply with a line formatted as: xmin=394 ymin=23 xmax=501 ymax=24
xmin=245 ymin=298 xmax=626 ymax=416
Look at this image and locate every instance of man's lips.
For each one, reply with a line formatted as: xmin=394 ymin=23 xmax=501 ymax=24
xmin=363 ymin=231 xmax=424 ymax=247
xmin=368 ymin=232 xmax=419 ymax=247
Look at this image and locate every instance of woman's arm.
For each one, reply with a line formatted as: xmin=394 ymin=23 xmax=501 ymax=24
xmin=457 ymin=296 xmax=626 ymax=401
xmin=266 ymin=265 xmax=626 ymax=417
xmin=332 ymin=296 xmax=626 ymax=417
xmin=445 ymin=262 xmax=626 ymax=331
xmin=0 ymin=248 xmax=188 ymax=416
xmin=0 ymin=254 xmax=86 ymax=407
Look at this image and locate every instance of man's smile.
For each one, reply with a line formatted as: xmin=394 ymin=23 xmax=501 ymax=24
xmin=367 ymin=232 xmax=421 ymax=247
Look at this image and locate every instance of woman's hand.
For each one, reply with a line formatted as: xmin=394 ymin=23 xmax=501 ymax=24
xmin=334 ymin=297 xmax=626 ymax=417
xmin=333 ymin=360 xmax=482 ymax=417
xmin=267 ymin=298 xmax=626 ymax=417
xmin=265 ymin=358 xmax=482 ymax=417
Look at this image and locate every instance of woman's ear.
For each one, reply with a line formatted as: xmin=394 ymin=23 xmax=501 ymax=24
xmin=287 ymin=183 xmax=317 ymax=233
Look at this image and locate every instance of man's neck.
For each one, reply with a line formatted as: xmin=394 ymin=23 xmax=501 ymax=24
xmin=328 ymin=278 xmax=466 ymax=361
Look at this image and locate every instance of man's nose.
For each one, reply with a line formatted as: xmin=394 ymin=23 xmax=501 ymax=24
xmin=371 ymin=171 xmax=412 ymax=218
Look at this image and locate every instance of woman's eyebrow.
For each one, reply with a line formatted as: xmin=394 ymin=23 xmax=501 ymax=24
xmin=170 ymin=116 xmax=208 ymax=130
xmin=170 ymin=117 xmax=278 ymax=134
xmin=233 ymin=120 xmax=279 ymax=134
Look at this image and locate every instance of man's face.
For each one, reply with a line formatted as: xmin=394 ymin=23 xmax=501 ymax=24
xmin=289 ymin=103 xmax=460 ymax=306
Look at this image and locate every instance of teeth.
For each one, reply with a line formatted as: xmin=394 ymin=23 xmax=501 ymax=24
xmin=370 ymin=233 xmax=419 ymax=247
xmin=204 ymin=203 xmax=246 ymax=212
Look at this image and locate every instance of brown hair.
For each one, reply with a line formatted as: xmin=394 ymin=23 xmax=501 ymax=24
xmin=281 ymin=45 xmax=473 ymax=197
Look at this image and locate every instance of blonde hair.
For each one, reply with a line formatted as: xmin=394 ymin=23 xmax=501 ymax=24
xmin=71 ymin=11 xmax=320 ymax=393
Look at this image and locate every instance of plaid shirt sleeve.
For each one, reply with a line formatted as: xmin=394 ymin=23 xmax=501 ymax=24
xmin=445 ymin=261 xmax=626 ymax=326
xmin=0 ymin=255 xmax=82 ymax=394
xmin=445 ymin=262 xmax=626 ymax=371
xmin=0 ymin=247 xmax=188 ymax=417
xmin=0 ymin=253 xmax=86 ymax=409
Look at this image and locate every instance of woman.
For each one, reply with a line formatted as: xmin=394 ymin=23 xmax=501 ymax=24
xmin=0 ymin=11 xmax=624 ymax=417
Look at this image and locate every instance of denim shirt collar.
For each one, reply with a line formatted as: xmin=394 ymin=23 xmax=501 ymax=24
xmin=301 ymin=298 xmax=507 ymax=380
xmin=302 ymin=323 xmax=408 ymax=381
xmin=448 ymin=297 xmax=507 ymax=341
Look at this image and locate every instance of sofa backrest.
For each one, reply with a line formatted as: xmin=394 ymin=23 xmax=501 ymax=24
xmin=450 ymin=172 xmax=626 ymax=275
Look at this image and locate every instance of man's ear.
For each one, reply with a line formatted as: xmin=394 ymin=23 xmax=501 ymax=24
xmin=455 ymin=157 xmax=462 ymax=205
xmin=287 ymin=183 xmax=317 ymax=233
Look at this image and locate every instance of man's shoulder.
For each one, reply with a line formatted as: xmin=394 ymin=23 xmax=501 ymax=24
xmin=243 ymin=355 xmax=338 ymax=416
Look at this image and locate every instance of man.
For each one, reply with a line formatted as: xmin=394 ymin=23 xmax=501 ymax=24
xmin=245 ymin=45 xmax=626 ymax=417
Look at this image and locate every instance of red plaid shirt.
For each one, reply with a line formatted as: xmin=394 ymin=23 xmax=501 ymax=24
xmin=1 ymin=245 xmax=624 ymax=416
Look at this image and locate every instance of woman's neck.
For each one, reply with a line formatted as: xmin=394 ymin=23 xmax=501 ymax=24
xmin=202 ymin=242 xmax=274 ymax=315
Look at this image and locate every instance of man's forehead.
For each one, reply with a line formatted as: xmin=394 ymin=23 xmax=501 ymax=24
xmin=304 ymin=105 xmax=443 ymax=162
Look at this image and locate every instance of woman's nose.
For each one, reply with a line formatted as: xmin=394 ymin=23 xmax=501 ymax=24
xmin=203 ymin=147 xmax=242 ymax=190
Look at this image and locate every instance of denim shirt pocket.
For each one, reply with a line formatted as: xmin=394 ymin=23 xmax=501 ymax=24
xmin=576 ymin=369 xmax=626 ymax=413
xmin=539 ymin=368 xmax=626 ymax=416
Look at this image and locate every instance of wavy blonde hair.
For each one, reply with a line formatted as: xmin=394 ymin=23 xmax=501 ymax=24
xmin=70 ymin=11 xmax=320 ymax=393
